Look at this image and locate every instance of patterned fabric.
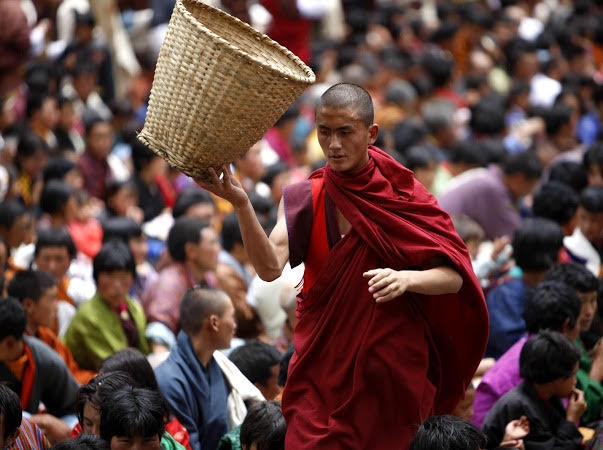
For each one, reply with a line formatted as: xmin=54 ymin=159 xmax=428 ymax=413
xmin=7 ymin=417 xmax=51 ymax=450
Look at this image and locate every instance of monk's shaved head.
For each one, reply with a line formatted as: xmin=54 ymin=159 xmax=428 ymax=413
xmin=180 ymin=287 xmax=231 ymax=336
xmin=317 ymin=83 xmax=374 ymax=127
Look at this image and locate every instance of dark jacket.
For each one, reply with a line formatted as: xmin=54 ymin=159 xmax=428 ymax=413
xmin=482 ymin=381 xmax=582 ymax=450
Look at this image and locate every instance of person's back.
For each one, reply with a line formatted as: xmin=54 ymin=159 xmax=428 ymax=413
xmin=438 ymin=151 xmax=543 ymax=240
xmin=473 ymin=280 xmax=582 ymax=427
xmin=482 ymin=331 xmax=585 ymax=449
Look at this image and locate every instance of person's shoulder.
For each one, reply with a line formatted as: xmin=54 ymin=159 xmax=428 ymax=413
xmin=25 ymin=336 xmax=68 ymax=366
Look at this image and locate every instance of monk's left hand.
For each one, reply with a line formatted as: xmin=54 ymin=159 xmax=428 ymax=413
xmin=363 ymin=268 xmax=410 ymax=303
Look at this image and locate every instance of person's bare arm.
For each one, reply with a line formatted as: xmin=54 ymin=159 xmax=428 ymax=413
xmin=197 ymin=166 xmax=289 ymax=281
xmin=362 ymin=266 xmax=463 ymax=303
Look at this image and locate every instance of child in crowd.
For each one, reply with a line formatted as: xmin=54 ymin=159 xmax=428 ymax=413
xmin=239 ymin=401 xmax=286 ymax=450
xmin=482 ymin=331 xmax=585 ymax=449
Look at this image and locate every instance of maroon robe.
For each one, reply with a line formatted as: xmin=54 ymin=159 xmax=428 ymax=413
xmin=282 ymin=146 xmax=488 ymax=449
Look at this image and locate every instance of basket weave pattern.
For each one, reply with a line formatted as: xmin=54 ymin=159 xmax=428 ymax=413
xmin=138 ymin=0 xmax=315 ymax=180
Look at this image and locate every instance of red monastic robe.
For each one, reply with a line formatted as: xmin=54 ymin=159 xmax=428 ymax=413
xmin=281 ymin=146 xmax=488 ymax=449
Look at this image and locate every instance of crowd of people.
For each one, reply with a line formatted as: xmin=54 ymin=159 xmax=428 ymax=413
xmin=2 ymin=0 xmax=603 ymax=449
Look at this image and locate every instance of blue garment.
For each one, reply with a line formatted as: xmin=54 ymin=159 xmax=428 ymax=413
xmin=577 ymin=112 xmax=600 ymax=146
xmin=485 ymin=278 xmax=528 ymax=359
xmin=155 ymin=331 xmax=230 ymax=450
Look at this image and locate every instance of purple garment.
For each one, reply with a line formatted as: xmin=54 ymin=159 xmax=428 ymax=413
xmin=472 ymin=336 xmax=526 ymax=428
xmin=437 ymin=165 xmax=520 ymax=240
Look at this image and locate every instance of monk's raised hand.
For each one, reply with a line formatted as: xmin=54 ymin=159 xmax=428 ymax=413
xmin=363 ymin=268 xmax=410 ymax=303
xmin=195 ymin=165 xmax=248 ymax=208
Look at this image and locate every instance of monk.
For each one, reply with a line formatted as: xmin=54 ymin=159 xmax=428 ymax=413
xmin=199 ymin=82 xmax=488 ymax=449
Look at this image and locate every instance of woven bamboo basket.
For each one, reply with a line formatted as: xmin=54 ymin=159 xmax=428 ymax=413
xmin=138 ymin=0 xmax=316 ymax=180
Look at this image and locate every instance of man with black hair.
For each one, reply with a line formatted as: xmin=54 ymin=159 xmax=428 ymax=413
xmin=0 ymin=297 xmax=79 ymax=442
xmin=438 ymin=151 xmax=543 ymax=240
xmin=142 ymin=216 xmax=220 ymax=352
xmin=7 ymin=269 xmax=96 ymax=385
xmin=217 ymin=212 xmax=262 ymax=339
xmin=482 ymin=331 xmax=585 ymax=449
xmin=229 ymin=340 xmax=282 ymax=400
xmin=564 ymin=186 xmax=603 ymax=276
xmin=34 ymin=227 xmax=96 ymax=311
xmin=99 ymin=388 xmax=164 ymax=450
xmin=0 ymin=200 xmax=29 ymax=265
xmin=532 ymin=181 xmax=579 ymax=236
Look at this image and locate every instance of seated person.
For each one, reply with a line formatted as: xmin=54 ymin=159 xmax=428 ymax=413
xmin=239 ymin=401 xmax=286 ymax=450
xmin=228 ymin=341 xmax=282 ymax=401
xmin=410 ymin=415 xmax=486 ymax=450
xmin=155 ymin=287 xmax=263 ymax=450
xmin=99 ymin=387 xmax=165 ymax=450
xmin=7 ymin=269 xmax=96 ymax=384
xmin=472 ymin=280 xmax=582 ymax=427
xmin=0 ymin=298 xmax=79 ymax=442
xmin=49 ymin=433 xmax=109 ymax=449
xmin=482 ymin=331 xmax=586 ymax=449
xmin=0 ymin=384 xmax=51 ymax=449
xmin=63 ymin=240 xmax=150 ymax=371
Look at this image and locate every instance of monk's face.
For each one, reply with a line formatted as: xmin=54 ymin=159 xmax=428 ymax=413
xmin=316 ymin=106 xmax=378 ymax=174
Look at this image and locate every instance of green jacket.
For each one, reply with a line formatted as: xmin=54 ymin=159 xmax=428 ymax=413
xmin=63 ymin=292 xmax=150 ymax=371
xmin=161 ymin=432 xmax=186 ymax=450
xmin=576 ymin=338 xmax=603 ymax=425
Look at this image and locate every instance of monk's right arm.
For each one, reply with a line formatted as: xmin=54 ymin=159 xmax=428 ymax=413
xmin=234 ymin=197 xmax=289 ymax=281
xmin=197 ymin=165 xmax=289 ymax=281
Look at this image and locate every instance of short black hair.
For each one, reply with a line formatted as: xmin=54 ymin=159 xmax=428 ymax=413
xmin=40 ymin=180 xmax=74 ymax=216
xmin=102 ymin=217 xmax=143 ymax=244
xmin=548 ymin=161 xmax=588 ymax=193
xmin=42 ymin=157 xmax=77 ymax=184
xmin=318 ymin=83 xmax=374 ymax=127
xmin=402 ymin=145 xmax=437 ymax=172
xmin=7 ymin=269 xmax=56 ymax=303
xmin=544 ymin=262 xmax=598 ymax=293
xmin=523 ymin=280 xmax=581 ymax=334
xmin=583 ymin=142 xmax=603 ymax=171
xmin=580 ymin=186 xmax=603 ymax=213
xmin=229 ymin=341 xmax=282 ymax=387
xmin=240 ymin=401 xmax=286 ymax=450
xmin=532 ymin=181 xmax=579 ymax=227
xmin=543 ymin=103 xmax=573 ymax=136
xmin=100 ymin=348 xmax=158 ymax=391
xmin=49 ymin=434 xmax=110 ymax=450
xmin=130 ymin=140 xmax=156 ymax=173
xmin=75 ymin=371 xmax=135 ymax=427
xmin=221 ymin=212 xmax=243 ymax=253
xmin=100 ymin=387 xmax=165 ymax=443
xmin=16 ymin=131 xmax=47 ymax=168
xmin=179 ymin=287 xmax=230 ymax=336
xmin=0 ymin=384 xmax=21 ymax=443
xmin=34 ymin=227 xmax=77 ymax=259
xmin=502 ymin=151 xmax=543 ymax=179
xmin=167 ymin=216 xmax=208 ymax=262
xmin=0 ymin=200 xmax=27 ymax=230
xmin=172 ymin=187 xmax=215 ymax=219
xmin=0 ymin=297 xmax=26 ymax=341
xmin=449 ymin=139 xmax=487 ymax=166
xmin=519 ymin=330 xmax=580 ymax=383
xmin=512 ymin=218 xmax=563 ymax=271
xmin=410 ymin=415 xmax=486 ymax=450
xmin=92 ymin=240 xmax=135 ymax=283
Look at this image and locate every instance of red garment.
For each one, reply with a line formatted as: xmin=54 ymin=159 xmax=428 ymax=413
xmin=260 ymin=0 xmax=312 ymax=63
xmin=282 ymin=146 xmax=488 ymax=449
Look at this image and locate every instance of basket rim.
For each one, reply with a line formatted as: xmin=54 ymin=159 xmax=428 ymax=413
xmin=175 ymin=0 xmax=315 ymax=85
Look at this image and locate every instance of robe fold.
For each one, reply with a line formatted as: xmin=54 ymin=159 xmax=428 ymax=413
xmin=282 ymin=146 xmax=488 ymax=449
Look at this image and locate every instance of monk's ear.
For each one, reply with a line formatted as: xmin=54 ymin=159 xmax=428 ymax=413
xmin=22 ymin=298 xmax=34 ymax=313
xmin=368 ymin=123 xmax=379 ymax=144
xmin=208 ymin=314 xmax=219 ymax=332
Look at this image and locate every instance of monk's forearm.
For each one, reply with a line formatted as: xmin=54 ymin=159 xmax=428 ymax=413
xmin=406 ymin=266 xmax=463 ymax=295
xmin=234 ymin=200 xmax=283 ymax=281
